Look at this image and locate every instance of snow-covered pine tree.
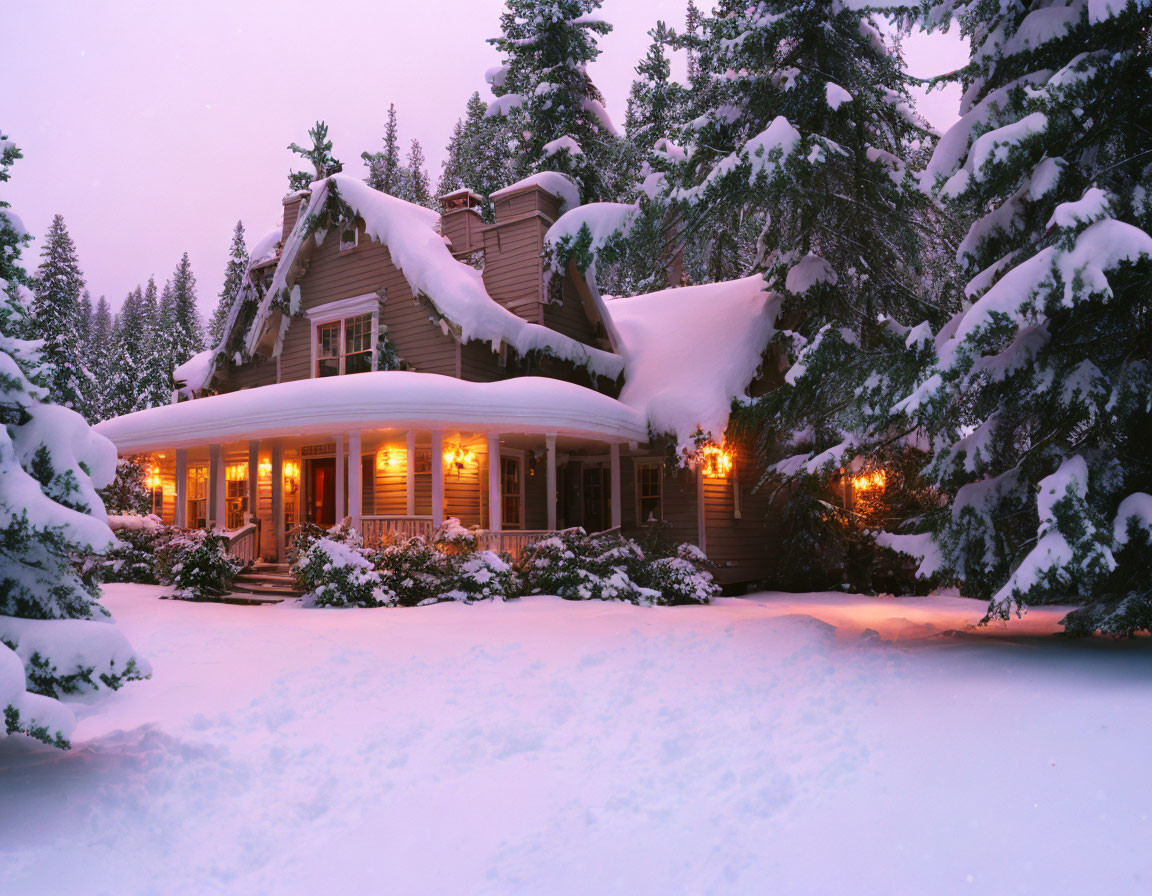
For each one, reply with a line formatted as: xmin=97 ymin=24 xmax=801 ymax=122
xmin=288 ymin=121 xmax=343 ymax=192
xmin=76 ymin=289 xmax=92 ymax=361
xmin=105 ymin=286 xmax=149 ymax=417
xmin=136 ymin=276 xmax=171 ymax=409
xmin=87 ymin=294 xmax=113 ymax=421
xmin=486 ymin=0 xmax=620 ymax=201
xmin=362 ymin=104 xmax=403 ymax=196
xmin=618 ymin=21 xmax=682 ymax=194
xmin=29 ymin=215 xmax=88 ymax=412
xmin=400 ymin=139 xmax=433 ymax=208
xmin=684 ymin=0 xmax=702 ymax=82
xmin=0 ymin=133 xmax=149 ymax=748
xmin=437 ymin=91 xmax=515 ymax=219
xmin=671 ymin=1 xmax=949 ymax=588
xmin=208 ymin=220 xmax=247 ymax=345
xmin=146 ymin=254 xmax=203 ymax=402
xmin=891 ymin=0 xmax=1152 ymax=634
xmin=74 ymin=288 xmax=98 ymax=421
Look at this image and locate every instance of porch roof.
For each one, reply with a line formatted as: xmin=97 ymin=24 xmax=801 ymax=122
xmin=93 ymin=372 xmax=648 ymax=453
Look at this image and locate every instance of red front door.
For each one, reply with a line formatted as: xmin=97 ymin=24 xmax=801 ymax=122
xmin=308 ymin=458 xmax=337 ymax=526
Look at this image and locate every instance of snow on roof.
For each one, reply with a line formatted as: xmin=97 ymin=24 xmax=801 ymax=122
xmin=239 ymin=174 xmax=620 ymax=380
xmin=173 ymin=349 xmax=214 ymax=388
xmin=490 ymin=172 xmax=580 ymax=214
xmin=247 ymin=228 xmax=281 ymax=270
xmin=604 ymin=276 xmax=782 ymax=452
xmin=94 ymin=372 xmax=648 ymax=452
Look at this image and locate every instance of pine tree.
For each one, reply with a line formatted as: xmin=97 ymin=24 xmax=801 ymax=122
xmin=487 ymin=0 xmax=619 ymax=201
xmin=890 ymin=0 xmax=1152 ymax=634
xmin=363 ymin=104 xmax=403 ymax=195
xmin=209 ymin=220 xmax=247 ymax=345
xmin=0 ymin=133 xmax=149 ymax=749
xmin=619 ymin=21 xmax=682 ymax=194
xmin=106 ymin=286 xmax=149 ymax=417
xmin=87 ymin=294 xmax=113 ymax=421
xmin=400 ymin=139 xmax=433 ymax=208
xmin=684 ymin=0 xmax=701 ymax=82
xmin=143 ymin=255 xmax=203 ymax=405
xmin=438 ymin=91 xmax=516 ymax=219
xmin=288 ymin=121 xmax=343 ymax=192
xmin=136 ymin=276 xmax=170 ymax=409
xmin=29 ymin=215 xmax=87 ymax=412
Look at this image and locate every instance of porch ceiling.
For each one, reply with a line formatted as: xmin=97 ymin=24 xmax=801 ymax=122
xmin=94 ymin=372 xmax=648 ymax=453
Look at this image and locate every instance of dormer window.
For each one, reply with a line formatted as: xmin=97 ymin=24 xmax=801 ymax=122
xmin=339 ymin=223 xmax=358 ymax=252
xmin=306 ymin=294 xmax=381 ymax=378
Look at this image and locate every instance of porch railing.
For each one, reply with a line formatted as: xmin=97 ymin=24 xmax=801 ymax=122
xmin=222 ymin=522 xmax=258 ymax=566
xmin=479 ymin=529 xmax=560 ymax=560
xmin=361 ymin=515 xmax=435 ymax=544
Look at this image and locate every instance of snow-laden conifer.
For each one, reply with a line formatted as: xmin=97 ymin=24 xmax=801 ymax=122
xmin=30 ymin=215 xmax=88 ymax=413
xmin=208 ymin=221 xmax=247 ymax=345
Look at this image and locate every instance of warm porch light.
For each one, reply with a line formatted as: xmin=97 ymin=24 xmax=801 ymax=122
xmin=851 ymin=470 xmax=887 ymax=492
xmin=699 ymin=444 xmax=734 ymax=477
xmin=258 ymin=458 xmax=272 ymax=479
xmin=144 ymin=465 xmax=162 ymax=490
xmin=283 ymin=460 xmax=300 ymax=483
xmin=443 ymin=445 xmax=477 ymax=474
xmin=376 ymin=447 xmax=403 ymax=471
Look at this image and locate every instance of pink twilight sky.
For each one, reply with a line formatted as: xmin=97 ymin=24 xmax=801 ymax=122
xmin=3 ymin=1 xmax=968 ymax=319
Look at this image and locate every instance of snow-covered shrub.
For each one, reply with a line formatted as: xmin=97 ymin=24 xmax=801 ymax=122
xmin=295 ymin=537 xmax=395 ymax=608
xmin=288 ymin=519 xmax=361 ymax=565
xmin=97 ymin=456 xmax=153 ymax=516
xmin=641 ymin=544 xmax=720 ymax=606
xmin=431 ymin=516 xmax=480 ymax=556
xmin=515 ymin=528 xmax=589 ymax=598
xmin=444 ymin=551 xmax=519 ymax=603
xmin=160 ymin=530 xmax=244 ymax=600
xmin=98 ymin=517 xmax=173 ymax=584
xmin=373 ymin=536 xmax=454 ymax=607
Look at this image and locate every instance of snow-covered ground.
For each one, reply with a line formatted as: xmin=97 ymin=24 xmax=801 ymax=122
xmin=2 ymin=587 xmax=1150 ymax=895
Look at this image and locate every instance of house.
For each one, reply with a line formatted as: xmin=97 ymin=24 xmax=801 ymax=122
xmin=94 ymin=172 xmax=785 ymax=585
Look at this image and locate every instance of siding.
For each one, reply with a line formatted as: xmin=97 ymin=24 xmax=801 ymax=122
xmin=619 ymin=456 xmax=700 ymax=549
xmin=701 ymin=452 xmax=780 ymax=586
xmin=481 ymin=216 xmax=545 ymax=323
xmin=221 ymin=357 xmax=277 ymax=392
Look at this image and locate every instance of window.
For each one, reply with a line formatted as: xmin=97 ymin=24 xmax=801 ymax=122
xmin=501 ymin=456 xmax=521 ymax=529
xmin=637 ymin=461 xmax=663 ymax=524
xmin=188 ymin=466 xmax=208 ymax=529
xmin=315 ymin=312 xmax=374 ymax=377
xmin=339 ymin=224 xmax=358 ymax=252
xmin=225 ymin=463 xmax=248 ymax=529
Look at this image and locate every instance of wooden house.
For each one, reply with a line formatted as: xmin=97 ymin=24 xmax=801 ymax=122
xmin=94 ymin=172 xmax=784 ymax=585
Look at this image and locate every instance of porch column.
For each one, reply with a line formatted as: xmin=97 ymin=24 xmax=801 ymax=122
xmin=174 ymin=449 xmax=187 ymax=528
xmin=271 ymin=443 xmax=284 ymax=561
xmin=609 ymin=443 xmax=622 ymax=530
xmin=545 ymin=434 xmax=557 ymax=531
xmin=696 ymin=466 xmax=707 ymax=554
xmin=430 ymin=429 xmax=444 ymax=527
xmin=405 ymin=430 xmax=416 ymax=516
xmin=208 ymin=444 xmax=225 ymax=529
xmin=348 ymin=430 xmax=362 ymax=530
xmin=335 ymin=435 xmax=346 ymax=523
xmin=247 ymin=440 xmax=259 ymax=524
xmin=487 ymin=433 xmax=502 ymax=532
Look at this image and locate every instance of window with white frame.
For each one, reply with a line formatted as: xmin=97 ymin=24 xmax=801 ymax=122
xmin=339 ymin=223 xmax=358 ymax=252
xmin=307 ymin=295 xmax=380 ymax=378
xmin=636 ymin=460 xmax=663 ymax=524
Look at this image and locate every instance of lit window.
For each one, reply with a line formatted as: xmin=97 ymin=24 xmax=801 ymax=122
xmin=315 ymin=313 xmax=374 ymax=377
xmin=637 ymin=461 xmax=663 ymax=524
xmin=501 ymin=456 xmax=521 ymax=529
xmin=188 ymin=466 xmax=208 ymax=529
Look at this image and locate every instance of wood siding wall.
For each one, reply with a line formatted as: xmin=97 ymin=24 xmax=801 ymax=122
xmin=481 ymin=215 xmax=546 ymax=324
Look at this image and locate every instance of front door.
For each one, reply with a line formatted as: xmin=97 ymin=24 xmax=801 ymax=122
xmin=582 ymin=467 xmax=609 ymax=533
xmin=501 ymin=456 xmax=522 ymax=529
xmin=308 ymin=458 xmax=337 ymax=526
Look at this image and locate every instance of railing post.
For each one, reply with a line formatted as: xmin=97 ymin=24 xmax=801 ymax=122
xmin=174 ymin=448 xmax=187 ymax=528
xmin=430 ymin=429 xmax=443 ymax=528
xmin=271 ymin=443 xmax=284 ymax=561
xmin=406 ymin=430 xmax=416 ymax=516
xmin=348 ymin=430 xmax=362 ymax=531
xmin=546 ymin=433 xmax=557 ymax=532
xmin=487 ymin=433 xmax=502 ymax=533
xmin=610 ymin=443 xmax=622 ymax=531
xmin=247 ymin=440 xmax=259 ymax=525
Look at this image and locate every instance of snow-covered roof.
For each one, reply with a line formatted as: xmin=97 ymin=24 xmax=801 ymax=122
xmin=222 ymin=174 xmax=620 ymax=389
xmin=604 ymin=276 xmax=782 ymax=452
xmin=173 ymin=349 xmax=214 ymax=388
xmin=94 ymin=372 xmax=648 ymax=452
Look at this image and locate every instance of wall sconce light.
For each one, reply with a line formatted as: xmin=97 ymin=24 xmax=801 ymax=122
xmin=376 ymin=447 xmax=403 ymax=472
xmin=851 ymin=470 xmax=886 ymax=492
xmin=699 ymin=444 xmax=734 ymax=478
xmin=258 ymin=459 xmax=272 ymax=479
xmin=442 ymin=445 xmax=477 ymax=476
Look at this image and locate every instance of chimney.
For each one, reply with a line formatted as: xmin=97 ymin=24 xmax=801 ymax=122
xmin=437 ymin=189 xmax=484 ymax=259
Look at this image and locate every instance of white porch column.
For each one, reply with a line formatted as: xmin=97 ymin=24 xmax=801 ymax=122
xmin=609 ymin=443 xmax=622 ymax=531
xmin=430 ymin=429 xmax=444 ymax=527
xmin=348 ymin=430 xmax=362 ymax=530
xmin=545 ymin=434 xmax=557 ymax=531
xmin=405 ymin=430 xmax=416 ymax=516
xmin=487 ymin=433 xmax=502 ymax=532
xmin=271 ymin=443 xmax=284 ymax=561
xmin=335 ymin=435 xmax=346 ymax=522
xmin=208 ymin=444 xmax=225 ymax=529
xmin=247 ymin=440 xmax=259 ymax=524
xmin=174 ymin=449 xmax=188 ymax=528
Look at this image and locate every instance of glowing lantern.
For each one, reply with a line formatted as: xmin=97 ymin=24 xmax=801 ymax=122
xmin=258 ymin=459 xmax=272 ymax=479
xmin=851 ymin=470 xmax=887 ymax=492
xmin=376 ymin=447 xmax=404 ymax=471
xmin=145 ymin=465 xmax=162 ymax=490
xmin=442 ymin=445 xmax=477 ymax=475
xmin=283 ymin=460 xmax=300 ymax=484
xmin=699 ymin=444 xmax=734 ymax=477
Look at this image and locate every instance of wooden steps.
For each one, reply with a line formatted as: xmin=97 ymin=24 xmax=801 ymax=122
xmin=230 ymin=563 xmax=302 ymax=601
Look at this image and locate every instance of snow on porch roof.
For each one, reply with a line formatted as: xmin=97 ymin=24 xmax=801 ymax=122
xmin=94 ymin=372 xmax=648 ymax=453
xmin=604 ymin=276 xmax=782 ymax=454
